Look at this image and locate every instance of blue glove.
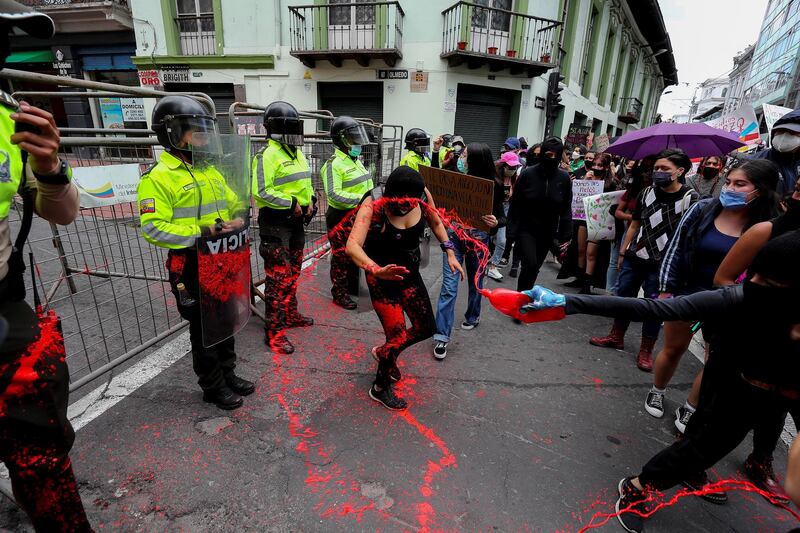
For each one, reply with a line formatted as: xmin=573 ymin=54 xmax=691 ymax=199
xmin=520 ymin=285 xmax=566 ymax=314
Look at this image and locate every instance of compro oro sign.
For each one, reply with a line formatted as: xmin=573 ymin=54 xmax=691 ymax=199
xmin=72 ymin=164 xmax=141 ymax=208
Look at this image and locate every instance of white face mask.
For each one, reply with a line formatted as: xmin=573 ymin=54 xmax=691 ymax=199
xmin=772 ymin=132 xmax=800 ymax=153
xmin=571 ymin=152 xmax=581 ymax=161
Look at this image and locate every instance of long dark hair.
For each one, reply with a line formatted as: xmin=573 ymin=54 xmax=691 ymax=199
xmin=729 ymin=159 xmax=781 ymax=230
xmin=465 ymin=142 xmax=497 ymax=181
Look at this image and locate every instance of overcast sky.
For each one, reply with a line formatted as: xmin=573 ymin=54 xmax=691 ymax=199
xmin=657 ymin=0 xmax=769 ymax=119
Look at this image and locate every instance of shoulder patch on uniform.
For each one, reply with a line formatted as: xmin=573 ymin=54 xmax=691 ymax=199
xmin=139 ymin=198 xmax=155 ymax=214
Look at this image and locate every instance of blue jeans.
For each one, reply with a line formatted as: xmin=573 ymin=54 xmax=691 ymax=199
xmin=614 ymin=257 xmax=661 ymax=339
xmin=434 ymin=229 xmax=489 ymax=343
xmin=606 ymin=235 xmax=622 ymax=295
xmin=489 ymin=202 xmax=509 ymax=265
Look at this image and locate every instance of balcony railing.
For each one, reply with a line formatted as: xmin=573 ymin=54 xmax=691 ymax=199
xmin=619 ymin=97 xmax=643 ymax=124
xmin=289 ymin=2 xmax=404 ymax=67
xmin=441 ymin=1 xmax=560 ymax=76
xmin=175 ymin=15 xmax=217 ymax=56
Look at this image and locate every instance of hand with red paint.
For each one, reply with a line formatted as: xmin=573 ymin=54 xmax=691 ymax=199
xmin=373 ymin=263 xmax=409 ymax=281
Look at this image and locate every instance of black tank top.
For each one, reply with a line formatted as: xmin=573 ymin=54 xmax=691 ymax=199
xmin=363 ymin=188 xmax=425 ymax=270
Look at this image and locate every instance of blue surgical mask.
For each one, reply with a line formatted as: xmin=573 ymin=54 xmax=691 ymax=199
xmin=457 ymin=158 xmax=467 ymax=173
xmin=349 ymin=145 xmax=362 ymax=157
xmin=651 ymin=170 xmax=674 ymax=187
xmin=719 ymin=188 xmax=754 ymax=210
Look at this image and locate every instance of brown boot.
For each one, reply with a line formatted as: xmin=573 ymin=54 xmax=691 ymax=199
xmin=636 ymin=336 xmax=657 ymax=372
xmin=589 ymin=324 xmax=626 ymax=349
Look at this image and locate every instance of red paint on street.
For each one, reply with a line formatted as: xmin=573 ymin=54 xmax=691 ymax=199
xmin=591 ymin=377 xmax=603 ymax=392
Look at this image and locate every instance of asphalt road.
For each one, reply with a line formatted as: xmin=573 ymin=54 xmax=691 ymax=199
xmin=1 ymin=249 xmax=797 ymax=532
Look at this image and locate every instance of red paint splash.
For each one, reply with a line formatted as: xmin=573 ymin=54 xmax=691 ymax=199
xmin=591 ymin=377 xmax=603 ymax=392
xmin=572 ymin=479 xmax=800 ymax=532
xmin=0 ymin=308 xmax=65 ymax=416
xmin=197 ymin=245 xmax=251 ymax=302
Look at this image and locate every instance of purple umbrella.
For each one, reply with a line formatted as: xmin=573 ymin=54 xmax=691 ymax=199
xmin=604 ymin=122 xmax=745 ymax=159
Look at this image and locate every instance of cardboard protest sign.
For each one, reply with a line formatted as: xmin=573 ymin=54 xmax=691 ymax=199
xmin=571 ymin=179 xmax=604 ymax=220
xmin=594 ymin=134 xmax=610 ymax=153
xmin=584 ymin=190 xmax=625 ymax=241
xmin=418 ymin=165 xmax=494 ymax=232
xmin=565 ymin=123 xmax=591 ymax=151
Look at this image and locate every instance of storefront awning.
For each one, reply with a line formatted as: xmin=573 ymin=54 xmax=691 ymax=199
xmin=7 ymin=50 xmax=54 ymax=63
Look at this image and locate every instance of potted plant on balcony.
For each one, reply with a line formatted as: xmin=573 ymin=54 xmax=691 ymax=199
xmin=540 ymin=53 xmax=551 ymax=63
xmin=506 ymin=49 xmax=517 ymax=58
xmin=488 ymin=46 xmax=498 ymax=55
xmin=457 ymin=41 xmax=468 ymax=50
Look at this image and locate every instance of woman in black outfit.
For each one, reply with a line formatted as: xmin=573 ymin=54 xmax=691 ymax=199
xmin=346 ymin=167 xmax=464 ymax=410
xmin=507 ymin=136 xmax=573 ymax=291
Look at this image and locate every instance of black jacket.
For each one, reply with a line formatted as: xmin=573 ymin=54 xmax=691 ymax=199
xmin=507 ymin=163 xmax=572 ymax=243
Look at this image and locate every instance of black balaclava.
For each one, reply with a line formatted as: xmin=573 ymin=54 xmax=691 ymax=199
xmin=384 ymin=166 xmax=425 ymax=216
xmin=538 ymin=137 xmax=564 ymax=171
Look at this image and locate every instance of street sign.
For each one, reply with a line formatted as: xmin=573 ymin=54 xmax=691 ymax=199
xmin=51 ymin=46 xmax=76 ymax=77
xmin=534 ymin=96 xmax=546 ymax=109
xmin=376 ymin=69 xmax=408 ymax=80
xmin=138 ymin=69 xmax=161 ymax=87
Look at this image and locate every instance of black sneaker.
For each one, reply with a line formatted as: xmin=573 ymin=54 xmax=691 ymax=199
xmin=616 ymin=477 xmax=646 ymax=533
xmin=674 ymin=405 xmax=694 ymax=434
xmin=461 ymin=321 xmax=478 ymax=330
xmin=509 ymin=266 xmax=519 ymax=278
xmin=644 ymin=390 xmax=665 ymax=418
xmin=371 ymin=347 xmax=400 ymax=382
xmin=498 ymin=258 xmax=509 ymax=268
xmin=433 ymin=341 xmax=447 ymax=360
xmin=369 ymin=384 xmax=407 ymax=410
xmin=681 ymin=471 xmax=728 ymax=504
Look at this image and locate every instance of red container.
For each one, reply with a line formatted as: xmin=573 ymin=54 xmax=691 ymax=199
xmin=506 ymin=50 xmax=517 ymax=58
xmin=488 ymin=46 xmax=498 ymax=55
xmin=479 ymin=288 xmax=566 ymax=324
xmin=540 ymin=53 xmax=551 ymax=63
xmin=457 ymin=41 xmax=467 ymax=50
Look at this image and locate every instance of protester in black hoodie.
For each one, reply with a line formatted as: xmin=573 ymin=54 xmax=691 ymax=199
xmin=507 ymin=137 xmax=573 ymax=292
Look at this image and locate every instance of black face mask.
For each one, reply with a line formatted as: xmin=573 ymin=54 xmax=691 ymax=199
xmin=591 ymin=168 xmax=607 ymax=178
xmin=702 ymin=167 xmax=720 ymax=179
xmin=743 ymin=280 xmax=800 ymax=324
xmin=539 ymin=157 xmax=559 ymax=170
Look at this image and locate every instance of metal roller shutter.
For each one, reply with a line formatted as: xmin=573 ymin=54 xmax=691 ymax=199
xmin=455 ymin=84 xmax=515 ymax=155
xmin=318 ymin=81 xmax=383 ymax=123
xmin=165 ymin=82 xmax=235 ymax=134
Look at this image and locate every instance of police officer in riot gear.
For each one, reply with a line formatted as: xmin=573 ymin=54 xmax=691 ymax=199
xmin=0 ymin=1 xmax=91 ymax=530
xmin=139 ymin=95 xmax=255 ymax=410
xmin=253 ymin=101 xmax=315 ymax=354
xmin=322 ymin=115 xmax=374 ymax=309
xmin=400 ymin=127 xmax=431 ymax=171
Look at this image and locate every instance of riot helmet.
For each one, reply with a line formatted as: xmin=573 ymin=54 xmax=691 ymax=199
xmin=0 ymin=1 xmax=54 ymax=70
xmin=264 ymin=101 xmax=304 ymax=146
xmin=330 ymin=115 xmax=370 ymax=157
xmin=405 ymin=127 xmax=430 ymax=154
xmin=151 ymin=95 xmax=217 ymax=158
xmin=441 ymin=134 xmax=454 ymax=149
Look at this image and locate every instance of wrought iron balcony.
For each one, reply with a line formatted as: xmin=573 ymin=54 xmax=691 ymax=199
xmin=619 ymin=97 xmax=643 ymax=124
xmin=175 ymin=15 xmax=217 ymax=56
xmin=441 ymin=1 xmax=560 ymax=77
xmin=288 ymin=2 xmax=404 ymax=68
xmin=17 ymin=0 xmax=132 ymax=32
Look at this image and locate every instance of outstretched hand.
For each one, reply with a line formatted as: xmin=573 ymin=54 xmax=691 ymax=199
xmin=520 ymin=285 xmax=566 ymax=314
xmin=373 ymin=264 xmax=409 ymax=281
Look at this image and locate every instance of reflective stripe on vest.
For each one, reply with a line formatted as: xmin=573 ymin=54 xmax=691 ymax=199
xmin=142 ymin=221 xmax=197 ymax=248
xmin=255 ymin=154 xmax=292 ymax=208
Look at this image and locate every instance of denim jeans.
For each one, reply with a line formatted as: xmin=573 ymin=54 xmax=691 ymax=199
xmin=614 ymin=256 xmax=662 ymax=339
xmin=434 ymin=229 xmax=489 ymax=343
xmin=606 ymin=235 xmax=622 ymax=295
xmin=489 ymin=202 xmax=509 ymax=265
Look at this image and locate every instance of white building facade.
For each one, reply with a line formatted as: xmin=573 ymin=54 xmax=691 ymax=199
xmin=129 ymin=0 xmax=675 ymax=149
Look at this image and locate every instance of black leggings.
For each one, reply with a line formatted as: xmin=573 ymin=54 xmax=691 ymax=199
xmin=515 ymin=230 xmax=554 ymax=291
xmin=366 ymin=268 xmax=435 ymax=388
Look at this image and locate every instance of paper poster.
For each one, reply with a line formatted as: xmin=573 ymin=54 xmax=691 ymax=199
xmin=120 ymin=98 xmax=146 ymax=122
xmin=763 ymin=103 xmax=793 ymax=136
xmin=571 ymin=179 xmax=605 ymax=220
xmin=704 ymin=105 xmax=760 ymax=149
xmin=99 ymin=98 xmax=124 ymax=129
xmin=583 ymin=190 xmax=625 ymax=241
xmin=72 ymin=164 xmax=141 ymax=208
xmin=418 ymin=165 xmax=494 ymax=231
xmin=594 ymin=134 xmax=610 ymax=153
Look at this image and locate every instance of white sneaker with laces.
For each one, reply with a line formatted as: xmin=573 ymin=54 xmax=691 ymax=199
xmin=487 ymin=266 xmax=503 ymax=281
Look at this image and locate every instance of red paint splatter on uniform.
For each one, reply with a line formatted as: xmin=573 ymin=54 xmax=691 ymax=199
xmin=568 ymin=479 xmax=800 ymax=533
xmin=197 ymin=245 xmax=251 ymax=302
xmin=0 ymin=308 xmax=64 ymax=417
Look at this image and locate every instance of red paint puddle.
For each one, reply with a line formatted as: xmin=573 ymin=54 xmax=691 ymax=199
xmin=591 ymin=377 xmax=603 ymax=392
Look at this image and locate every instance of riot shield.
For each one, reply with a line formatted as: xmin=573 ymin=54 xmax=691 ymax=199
xmin=192 ymin=133 xmax=253 ymax=347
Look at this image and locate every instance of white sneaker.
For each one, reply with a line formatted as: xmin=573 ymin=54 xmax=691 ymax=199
xmin=433 ymin=341 xmax=447 ymax=360
xmin=487 ymin=266 xmax=503 ymax=281
xmin=644 ymin=390 xmax=665 ymax=418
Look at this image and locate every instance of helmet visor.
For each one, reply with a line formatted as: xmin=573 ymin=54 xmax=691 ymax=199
xmin=340 ymin=123 xmax=371 ymax=147
xmin=266 ymin=116 xmax=304 ymax=146
xmin=412 ymin=135 xmax=431 ymax=153
xmin=165 ymin=115 xmax=218 ymax=151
